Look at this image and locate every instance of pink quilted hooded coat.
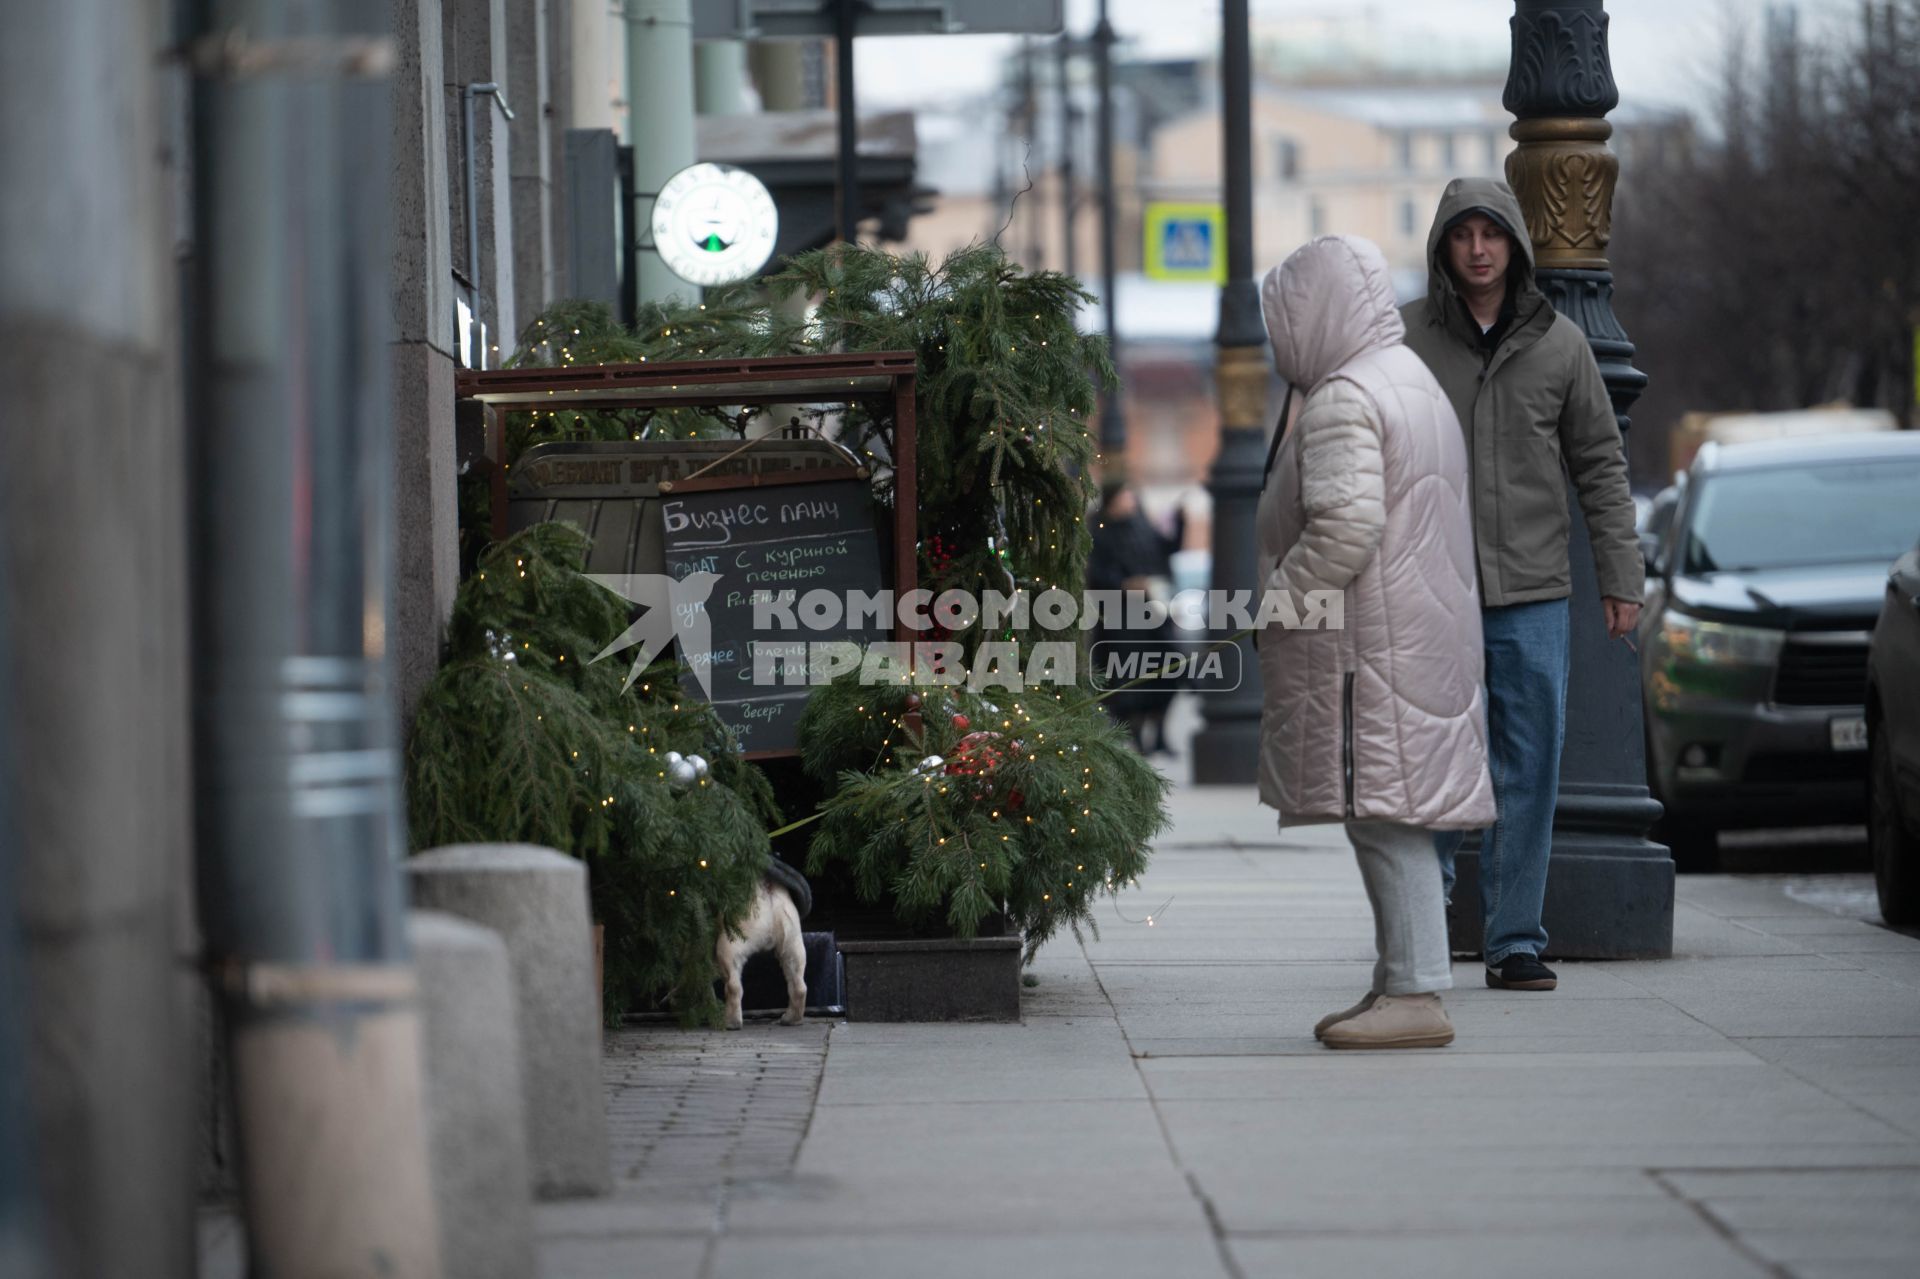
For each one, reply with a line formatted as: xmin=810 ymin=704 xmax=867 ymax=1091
xmin=1254 ymin=235 xmax=1496 ymax=830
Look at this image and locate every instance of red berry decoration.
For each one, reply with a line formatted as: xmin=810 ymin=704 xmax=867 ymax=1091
xmin=950 ymin=713 xmax=970 ymax=731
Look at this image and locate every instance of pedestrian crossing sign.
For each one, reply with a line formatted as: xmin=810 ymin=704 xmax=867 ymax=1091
xmin=1144 ymin=202 xmax=1226 ymax=283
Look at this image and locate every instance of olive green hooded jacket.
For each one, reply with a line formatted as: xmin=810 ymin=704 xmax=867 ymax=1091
xmin=1398 ymin=178 xmax=1643 ymax=607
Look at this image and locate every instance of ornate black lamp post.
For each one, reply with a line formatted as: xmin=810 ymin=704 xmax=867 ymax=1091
xmin=1449 ymin=0 xmax=1674 ymax=956
xmin=1189 ymin=0 xmax=1269 ymax=784
xmin=1094 ymin=0 xmax=1124 ymax=464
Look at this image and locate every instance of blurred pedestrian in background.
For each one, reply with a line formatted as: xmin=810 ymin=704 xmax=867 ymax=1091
xmin=1089 ymin=481 xmax=1184 ymax=756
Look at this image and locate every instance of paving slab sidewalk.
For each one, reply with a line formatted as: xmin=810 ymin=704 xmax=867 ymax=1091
xmin=534 ymin=785 xmax=1920 ymax=1279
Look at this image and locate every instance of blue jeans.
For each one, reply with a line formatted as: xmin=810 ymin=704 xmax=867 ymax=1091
xmin=1435 ymin=597 xmax=1570 ymax=965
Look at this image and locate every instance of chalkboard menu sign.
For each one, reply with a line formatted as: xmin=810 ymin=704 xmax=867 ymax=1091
xmin=659 ymin=478 xmax=889 ymax=755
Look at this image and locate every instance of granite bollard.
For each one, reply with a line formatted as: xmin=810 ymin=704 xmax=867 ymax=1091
xmin=407 ymin=911 xmax=534 ymax=1277
xmin=407 ymin=845 xmax=610 ymax=1197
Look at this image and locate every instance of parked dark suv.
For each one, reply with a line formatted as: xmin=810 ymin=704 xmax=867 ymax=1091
xmin=1639 ymin=432 xmax=1920 ymax=869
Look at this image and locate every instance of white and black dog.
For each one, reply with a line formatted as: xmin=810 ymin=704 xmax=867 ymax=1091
xmin=716 ymin=859 xmax=811 ymax=1030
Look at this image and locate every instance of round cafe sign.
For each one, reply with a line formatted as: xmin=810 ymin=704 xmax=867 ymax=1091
xmin=651 ymin=162 xmax=779 ymax=287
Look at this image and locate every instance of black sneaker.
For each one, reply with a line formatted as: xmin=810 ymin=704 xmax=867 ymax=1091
xmin=1485 ymin=953 xmax=1557 ymax=991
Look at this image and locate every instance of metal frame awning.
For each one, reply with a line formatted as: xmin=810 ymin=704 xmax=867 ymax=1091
xmin=454 ymin=351 xmax=917 ymax=412
xmin=454 ymin=354 xmax=922 ymax=711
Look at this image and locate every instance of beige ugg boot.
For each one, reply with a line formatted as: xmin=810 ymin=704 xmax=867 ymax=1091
xmin=1313 ymin=992 xmax=1378 ymax=1040
xmin=1320 ymin=993 xmax=1454 ymax=1050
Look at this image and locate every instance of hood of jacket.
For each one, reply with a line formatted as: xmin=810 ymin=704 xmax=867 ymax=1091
xmin=1261 ymin=234 xmax=1405 ymax=389
xmin=1423 ymin=178 xmax=1540 ymax=326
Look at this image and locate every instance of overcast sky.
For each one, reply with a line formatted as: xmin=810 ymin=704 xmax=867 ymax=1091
xmin=853 ymin=0 xmax=1864 ymax=120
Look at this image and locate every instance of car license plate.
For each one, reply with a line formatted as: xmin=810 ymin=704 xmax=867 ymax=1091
xmin=1829 ymin=716 xmax=1868 ymax=752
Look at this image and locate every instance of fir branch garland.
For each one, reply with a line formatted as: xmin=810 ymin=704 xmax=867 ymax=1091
xmin=796 ymin=677 xmax=1169 ymax=960
xmin=406 ymin=522 xmax=774 ymax=1026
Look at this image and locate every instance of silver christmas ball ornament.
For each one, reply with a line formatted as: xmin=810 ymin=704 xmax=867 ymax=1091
xmin=666 ymin=757 xmax=698 ymax=790
xmin=687 ymin=753 xmax=710 ymax=781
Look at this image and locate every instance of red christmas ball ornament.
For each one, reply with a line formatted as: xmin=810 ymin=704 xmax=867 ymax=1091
xmin=946 ymin=730 xmax=1005 ymax=776
xmin=945 ymin=730 xmax=1025 ymax=809
xmin=950 ymin=713 xmax=970 ymax=731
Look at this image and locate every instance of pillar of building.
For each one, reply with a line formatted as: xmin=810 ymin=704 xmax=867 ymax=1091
xmin=624 ymin=0 xmax=697 ymax=304
xmin=392 ymin=0 xmax=462 ymax=722
xmin=0 ymin=3 xmax=194 ymax=1273
xmin=571 ymin=0 xmax=618 ymax=130
xmin=697 ymin=40 xmax=751 ymax=115
xmin=445 ymin=0 xmax=517 ymax=355
xmin=545 ymin=0 xmax=573 ymax=299
xmin=507 ymin=0 xmax=557 ymax=339
xmin=0 ymin=3 xmax=194 ymax=1275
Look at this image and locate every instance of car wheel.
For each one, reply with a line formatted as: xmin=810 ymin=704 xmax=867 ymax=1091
xmin=1869 ymin=721 xmax=1920 ymax=927
xmin=1657 ymin=813 xmax=1720 ymax=873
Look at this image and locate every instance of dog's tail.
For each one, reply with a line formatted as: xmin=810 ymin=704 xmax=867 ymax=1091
xmin=764 ymin=857 xmax=812 ymax=918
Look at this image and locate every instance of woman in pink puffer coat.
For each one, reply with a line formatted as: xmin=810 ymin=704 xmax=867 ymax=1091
xmin=1255 ymin=234 xmax=1496 ymax=1049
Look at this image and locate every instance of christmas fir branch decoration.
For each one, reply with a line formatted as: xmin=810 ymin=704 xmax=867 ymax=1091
xmin=765 ymin=245 xmax=1166 ymax=949
xmin=761 ymin=244 xmax=1113 ymax=659
xmin=492 ymin=244 xmax=1115 ymax=662
xmin=796 ymin=677 xmax=1171 ymax=960
xmin=456 ymin=295 xmax=811 ymax=564
xmin=453 ymin=242 xmax=1170 ymax=960
xmin=406 ymin=521 xmax=778 ymax=1026
xmin=496 ymin=294 xmax=811 ymax=459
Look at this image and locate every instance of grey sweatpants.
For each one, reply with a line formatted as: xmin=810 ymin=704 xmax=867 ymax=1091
xmin=1346 ymin=820 xmax=1454 ymax=996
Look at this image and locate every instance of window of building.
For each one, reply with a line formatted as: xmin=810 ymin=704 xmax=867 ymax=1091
xmin=1440 ymin=132 xmax=1456 ymax=172
xmin=1275 ymin=137 xmax=1299 ymax=182
xmin=1395 ymin=131 xmax=1413 ymax=172
xmin=1400 ymin=196 xmax=1418 ymax=238
xmin=1484 ymin=130 xmax=1500 ymax=172
xmin=1309 ymin=196 xmax=1326 ymax=237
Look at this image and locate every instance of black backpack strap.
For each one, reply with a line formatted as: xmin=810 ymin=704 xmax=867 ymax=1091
xmin=1260 ymin=385 xmax=1298 ymax=487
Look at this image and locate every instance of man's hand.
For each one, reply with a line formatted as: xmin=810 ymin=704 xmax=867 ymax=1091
xmin=1603 ymin=597 xmax=1641 ymax=640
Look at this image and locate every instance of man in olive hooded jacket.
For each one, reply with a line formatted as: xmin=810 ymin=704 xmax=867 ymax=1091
xmin=1400 ymin=177 xmax=1643 ymax=991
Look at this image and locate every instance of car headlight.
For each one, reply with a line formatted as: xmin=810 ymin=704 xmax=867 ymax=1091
xmin=1659 ymin=609 xmax=1784 ymax=667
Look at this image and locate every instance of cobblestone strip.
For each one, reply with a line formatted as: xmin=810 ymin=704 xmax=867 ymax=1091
xmin=602 ymin=1022 xmax=831 ymax=1196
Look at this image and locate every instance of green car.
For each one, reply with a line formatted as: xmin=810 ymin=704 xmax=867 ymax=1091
xmin=1639 ymin=432 xmax=1920 ymax=871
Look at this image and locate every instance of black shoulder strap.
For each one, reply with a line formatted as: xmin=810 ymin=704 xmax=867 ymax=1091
xmin=1260 ymin=385 xmax=1298 ymax=487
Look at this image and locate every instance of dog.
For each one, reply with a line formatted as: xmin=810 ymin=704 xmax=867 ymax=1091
xmin=716 ymin=859 xmax=811 ymax=1030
